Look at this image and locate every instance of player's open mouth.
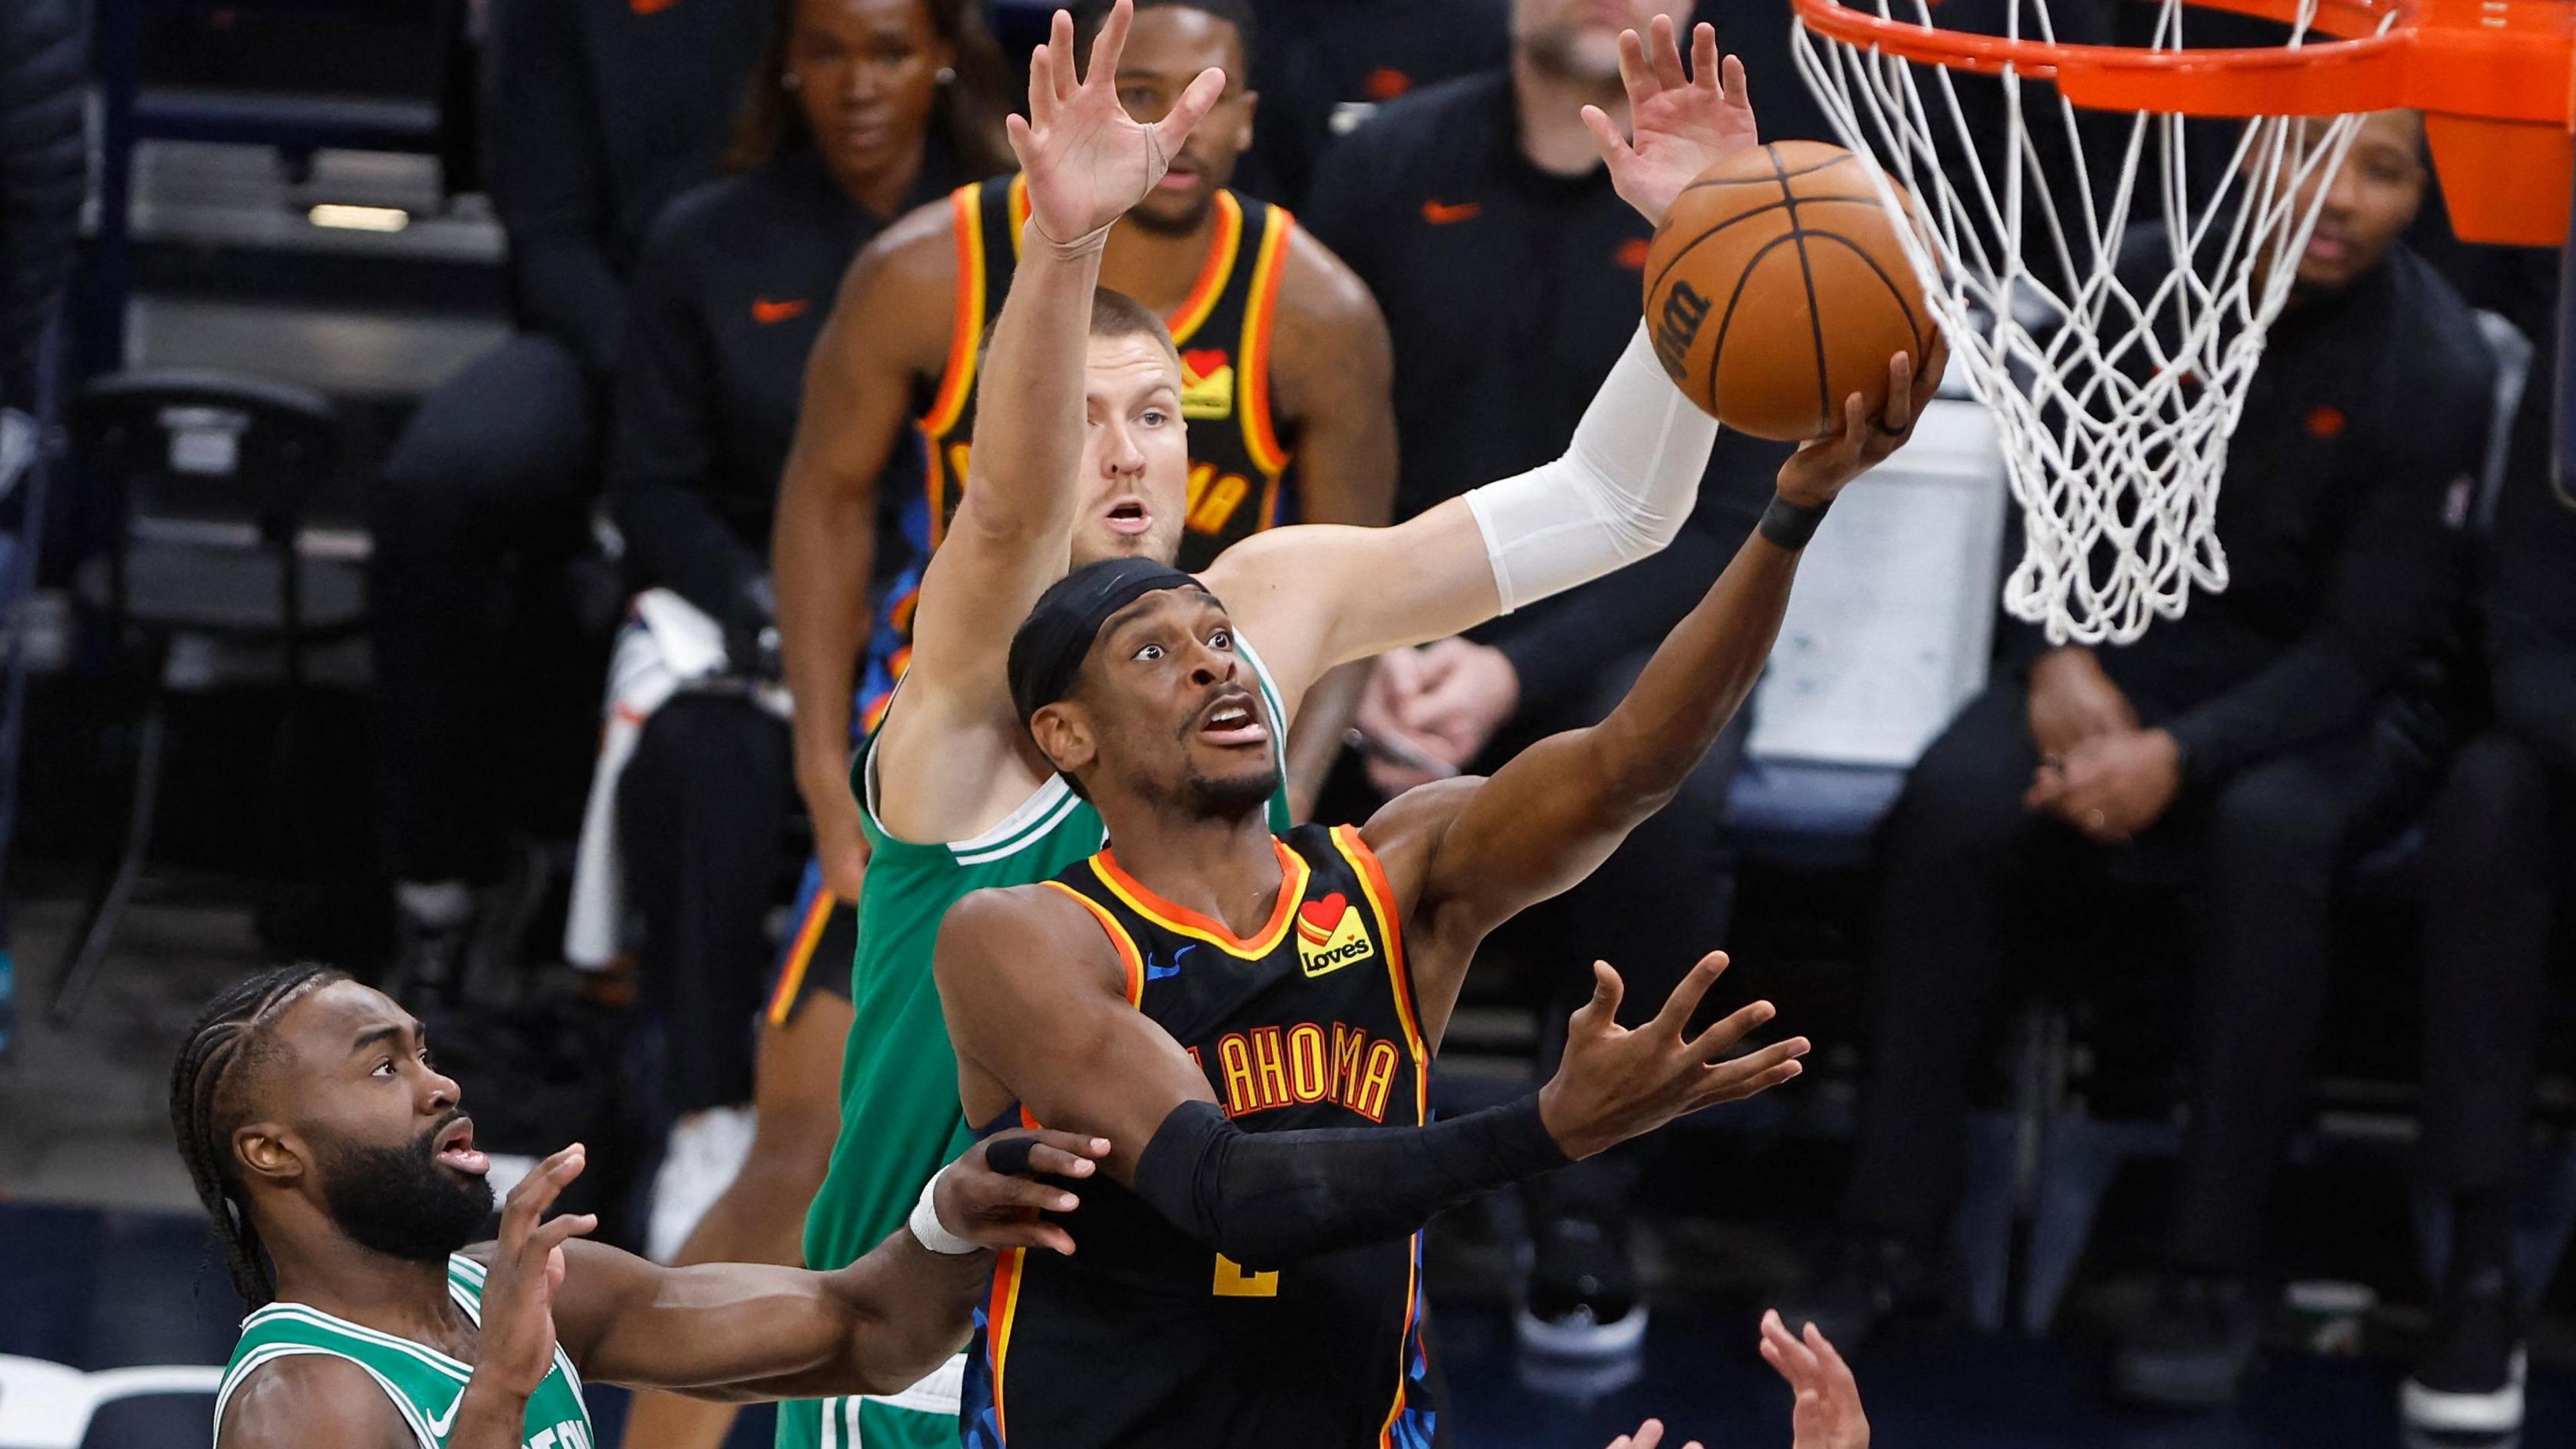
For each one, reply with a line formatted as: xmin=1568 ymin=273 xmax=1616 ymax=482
xmin=1156 ymin=162 xmax=1199 ymax=193
xmin=1193 ymin=690 xmax=1269 ymax=748
xmin=1104 ymin=498 xmax=1153 ymax=536
xmin=433 ymin=1118 xmax=490 ymax=1177
xmin=2303 ymin=230 xmax=2350 ymax=266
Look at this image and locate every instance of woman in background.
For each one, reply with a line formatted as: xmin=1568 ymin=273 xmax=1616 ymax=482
xmin=602 ymin=4 xmax=1008 ymax=1447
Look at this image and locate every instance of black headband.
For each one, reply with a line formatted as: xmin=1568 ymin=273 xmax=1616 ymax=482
xmin=1008 ymin=557 xmax=1210 ymax=727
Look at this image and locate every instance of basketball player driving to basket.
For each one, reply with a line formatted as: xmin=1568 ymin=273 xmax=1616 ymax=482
xmin=778 ymin=11 xmax=1931 ymax=1446
xmin=932 ymin=333 xmax=1920 ymax=1441
xmin=176 ymin=967 xmax=1107 ymax=1449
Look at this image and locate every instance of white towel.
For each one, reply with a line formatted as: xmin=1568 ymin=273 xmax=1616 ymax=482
xmin=562 ymin=589 xmax=786 ymax=969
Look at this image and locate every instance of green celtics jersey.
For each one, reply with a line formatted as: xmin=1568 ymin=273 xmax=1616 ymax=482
xmin=215 ymin=1254 xmax=591 ymax=1449
xmin=780 ymin=641 xmax=1293 ymax=1449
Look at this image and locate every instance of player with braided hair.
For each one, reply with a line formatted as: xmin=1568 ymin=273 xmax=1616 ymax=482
xmin=172 ymin=966 xmax=1106 ymax=1449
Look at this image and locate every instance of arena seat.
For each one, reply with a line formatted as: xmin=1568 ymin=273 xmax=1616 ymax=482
xmin=50 ymin=369 xmax=357 ymax=1024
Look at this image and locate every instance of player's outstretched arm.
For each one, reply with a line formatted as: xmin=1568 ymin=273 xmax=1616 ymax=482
xmin=1366 ymin=354 xmax=1937 ymax=994
xmin=531 ymin=1132 xmax=1106 ymax=1401
xmin=936 ymin=888 xmax=1799 ymax=1269
xmin=879 ymin=1 xmax=1222 ymax=833
xmin=1201 ymin=17 xmax=1763 ymax=702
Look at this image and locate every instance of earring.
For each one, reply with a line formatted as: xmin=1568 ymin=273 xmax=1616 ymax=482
xmin=935 ymin=66 xmax=956 ymax=85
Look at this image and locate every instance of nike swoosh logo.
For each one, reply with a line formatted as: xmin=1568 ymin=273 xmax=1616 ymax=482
xmin=1420 ymin=199 xmax=1481 ymax=225
xmin=1144 ymin=944 xmax=1197 ymax=981
xmin=427 ymin=1392 xmax=462 ymax=1437
xmin=752 ymin=297 xmax=810 ymax=325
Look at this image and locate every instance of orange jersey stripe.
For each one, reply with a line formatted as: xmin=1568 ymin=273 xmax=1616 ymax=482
xmin=1165 ymin=191 xmax=1244 ymax=344
xmin=763 ymin=888 xmax=841 ymax=1026
xmin=1334 ymin=826 xmax=1426 ymax=1089
xmin=985 ymin=1244 xmax=1026 ymax=1443
xmin=1237 ymin=207 xmax=1294 ymax=478
xmin=1043 ymin=879 xmax=1146 ymax=1006
xmin=1088 ymin=839 xmax=1309 ymax=959
xmin=920 ymin=186 xmax=988 ymax=440
xmin=1376 ymin=1233 xmax=1424 ymax=1445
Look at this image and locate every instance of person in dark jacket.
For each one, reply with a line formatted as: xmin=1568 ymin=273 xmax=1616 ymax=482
xmin=1784 ymin=110 xmax=2497 ymax=1410
xmin=0 ymin=0 xmax=84 ymax=415
xmin=603 ymin=3 xmax=1010 ymax=1447
xmin=372 ymin=0 xmax=773 ymax=996
xmin=2401 ymin=256 xmax=2575 ymax=1440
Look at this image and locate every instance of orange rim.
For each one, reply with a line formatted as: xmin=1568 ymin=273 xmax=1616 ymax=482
xmin=1792 ymin=0 xmax=2573 ymax=120
xmin=1792 ymin=0 xmax=2575 ymax=244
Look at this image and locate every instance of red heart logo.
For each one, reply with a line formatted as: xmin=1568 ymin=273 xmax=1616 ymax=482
xmin=1182 ymin=347 xmax=1229 ymax=381
xmin=1297 ymin=893 xmax=1348 ymax=934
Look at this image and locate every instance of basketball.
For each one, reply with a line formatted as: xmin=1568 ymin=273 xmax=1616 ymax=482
xmin=1643 ymin=141 xmax=1937 ymax=441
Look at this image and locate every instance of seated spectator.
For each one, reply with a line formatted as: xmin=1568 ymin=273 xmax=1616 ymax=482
xmin=1301 ymin=0 xmax=1794 ymax=1364
xmin=2404 ymin=277 xmax=2575 ymax=1440
xmin=586 ymin=2 xmax=1012 ymax=1446
xmin=1786 ymin=109 xmax=2495 ymax=1409
xmin=374 ymin=0 xmax=771 ymax=996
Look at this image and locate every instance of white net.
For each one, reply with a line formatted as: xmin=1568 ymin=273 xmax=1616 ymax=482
xmin=1792 ymin=0 xmax=2391 ymax=643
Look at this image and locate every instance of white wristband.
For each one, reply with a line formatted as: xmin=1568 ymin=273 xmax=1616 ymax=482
xmin=908 ymin=1169 xmax=979 ymax=1255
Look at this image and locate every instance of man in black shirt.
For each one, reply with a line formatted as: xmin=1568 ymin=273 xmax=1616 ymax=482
xmin=2403 ymin=264 xmax=2575 ymax=1438
xmin=373 ymin=0 xmax=770 ymax=997
xmin=1300 ymin=0 xmax=1796 ymax=1363
xmin=1789 ymin=110 xmax=2496 ymax=1409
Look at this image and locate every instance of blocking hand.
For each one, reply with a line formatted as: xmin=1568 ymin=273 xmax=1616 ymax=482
xmin=1582 ymin=17 xmax=1760 ymax=230
xmin=476 ymin=1144 xmax=598 ymax=1399
xmin=1008 ymin=0 xmax=1225 ymax=246
xmin=1538 ymin=953 xmax=1809 ymax=1161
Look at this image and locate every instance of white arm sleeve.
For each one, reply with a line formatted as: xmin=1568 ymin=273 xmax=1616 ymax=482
xmin=1461 ymin=323 xmax=1721 ymax=615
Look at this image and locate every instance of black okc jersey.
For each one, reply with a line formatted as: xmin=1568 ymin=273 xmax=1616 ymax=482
xmin=959 ymin=823 xmax=1438 ymax=1449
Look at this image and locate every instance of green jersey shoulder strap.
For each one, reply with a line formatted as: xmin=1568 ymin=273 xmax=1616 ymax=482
xmin=214 ymin=1254 xmax=592 ymax=1449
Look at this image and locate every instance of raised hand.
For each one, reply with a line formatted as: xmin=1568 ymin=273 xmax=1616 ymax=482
xmin=1774 ymin=333 xmax=1949 ymax=510
xmin=931 ymin=1128 xmax=1113 ymax=1256
xmin=476 ymin=1144 xmax=598 ymax=1399
xmin=1007 ymin=0 xmax=1226 ymax=246
xmin=1581 ymin=16 xmax=1760 ymax=229
xmin=1537 ymin=953 xmax=1809 ymax=1161
xmin=1760 ymin=1310 xmax=1871 ymax=1449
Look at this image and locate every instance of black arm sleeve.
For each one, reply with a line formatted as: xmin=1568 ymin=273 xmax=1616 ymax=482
xmin=482 ymin=0 xmax=627 ymax=378
xmin=606 ymin=221 xmax=763 ymax=621
xmin=1130 ymin=1097 xmax=1570 ymax=1269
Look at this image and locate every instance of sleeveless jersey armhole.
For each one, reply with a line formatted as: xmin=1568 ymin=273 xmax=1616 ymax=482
xmin=1040 ymin=877 xmax=1147 ymax=1007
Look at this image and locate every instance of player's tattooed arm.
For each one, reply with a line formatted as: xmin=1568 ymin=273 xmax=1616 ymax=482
xmin=215 ymin=1354 xmax=418 ymax=1449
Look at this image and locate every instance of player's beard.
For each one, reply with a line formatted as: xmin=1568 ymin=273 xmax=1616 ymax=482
xmin=1183 ymin=760 xmax=1279 ymax=821
xmin=318 ymin=1117 xmax=496 ymax=1263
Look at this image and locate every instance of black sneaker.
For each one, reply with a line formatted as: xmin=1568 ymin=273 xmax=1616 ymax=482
xmin=2112 ymin=1275 xmax=2262 ymax=1409
xmin=2402 ymin=1266 xmax=2526 ymax=1439
xmin=1516 ymin=1213 xmax=1647 ymax=1358
xmin=1770 ymin=1234 xmax=1939 ymax=1352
